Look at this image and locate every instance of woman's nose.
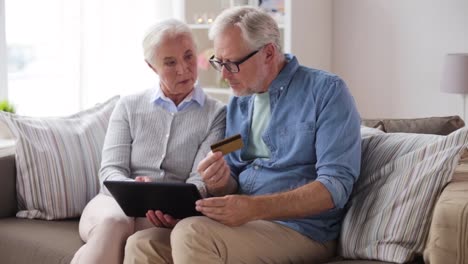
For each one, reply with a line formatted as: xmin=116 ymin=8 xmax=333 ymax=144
xmin=176 ymin=63 xmax=185 ymax=75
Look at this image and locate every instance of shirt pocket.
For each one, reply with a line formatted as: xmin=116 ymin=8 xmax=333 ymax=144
xmin=274 ymin=121 xmax=317 ymax=164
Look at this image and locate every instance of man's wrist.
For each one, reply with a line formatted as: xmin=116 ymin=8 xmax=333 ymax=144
xmin=250 ymin=195 xmax=270 ymax=221
xmin=207 ymin=176 xmax=237 ymax=196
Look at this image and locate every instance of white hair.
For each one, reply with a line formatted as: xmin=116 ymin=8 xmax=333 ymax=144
xmin=142 ymin=19 xmax=196 ymax=65
xmin=208 ymin=6 xmax=282 ymax=52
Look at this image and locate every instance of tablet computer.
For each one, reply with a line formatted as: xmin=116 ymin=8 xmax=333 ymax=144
xmin=103 ymin=181 xmax=202 ymax=219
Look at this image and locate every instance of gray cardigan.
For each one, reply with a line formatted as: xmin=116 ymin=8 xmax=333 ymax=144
xmin=99 ymin=89 xmax=226 ymax=197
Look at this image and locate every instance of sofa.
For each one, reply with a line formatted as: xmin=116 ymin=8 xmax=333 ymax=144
xmin=0 ymin=116 xmax=467 ymax=264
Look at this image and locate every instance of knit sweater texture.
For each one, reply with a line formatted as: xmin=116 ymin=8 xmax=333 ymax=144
xmin=99 ymin=89 xmax=226 ymax=197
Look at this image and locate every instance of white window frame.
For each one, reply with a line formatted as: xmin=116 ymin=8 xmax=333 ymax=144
xmin=0 ymin=0 xmax=7 ymax=100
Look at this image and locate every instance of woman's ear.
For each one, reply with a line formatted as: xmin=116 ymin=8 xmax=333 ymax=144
xmin=146 ymin=60 xmax=158 ymax=74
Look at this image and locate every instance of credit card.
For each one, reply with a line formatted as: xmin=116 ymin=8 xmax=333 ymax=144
xmin=210 ymin=134 xmax=243 ymax=155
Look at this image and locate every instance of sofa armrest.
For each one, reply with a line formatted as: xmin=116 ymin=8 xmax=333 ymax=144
xmin=0 ymin=154 xmax=16 ymax=218
xmin=424 ymin=180 xmax=468 ymax=264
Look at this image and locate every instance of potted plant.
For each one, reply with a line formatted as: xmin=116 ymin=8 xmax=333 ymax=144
xmin=0 ymin=100 xmax=16 ymax=113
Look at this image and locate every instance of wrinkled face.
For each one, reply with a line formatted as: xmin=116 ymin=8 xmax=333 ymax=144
xmin=149 ymin=34 xmax=197 ymax=98
xmin=213 ymin=26 xmax=266 ymax=96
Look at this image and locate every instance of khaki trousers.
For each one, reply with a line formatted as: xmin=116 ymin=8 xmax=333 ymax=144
xmin=124 ymin=216 xmax=336 ymax=264
xmin=71 ymin=193 xmax=153 ymax=264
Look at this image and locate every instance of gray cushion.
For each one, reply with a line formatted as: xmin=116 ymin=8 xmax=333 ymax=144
xmin=361 ymin=116 xmax=465 ymax=135
xmin=0 ymin=218 xmax=82 ymax=264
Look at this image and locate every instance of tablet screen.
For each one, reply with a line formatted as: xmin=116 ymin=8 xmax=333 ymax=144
xmin=104 ymin=181 xmax=202 ymax=218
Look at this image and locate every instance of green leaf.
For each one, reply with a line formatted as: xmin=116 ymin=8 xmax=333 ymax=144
xmin=0 ymin=100 xmax=16 ymax=113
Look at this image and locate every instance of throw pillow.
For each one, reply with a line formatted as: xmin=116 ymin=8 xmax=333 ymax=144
xmin=360 ymin=125 xmax=385 ymax=138
xmin=0 ymin=96 xmax=119 ymax=220
xmin=0 ymin=119 xmax=14 ymax=139
xmin=339 ymin=127 xmax=468 ymax=263
xmin=361 ymin=120 xmax=386 ymax=132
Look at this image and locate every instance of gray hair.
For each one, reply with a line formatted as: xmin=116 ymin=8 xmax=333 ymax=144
xmin=142 ymin=19 xmax=196 ymax=65
xmin=208 ymin=6 xmax=282 ymax=52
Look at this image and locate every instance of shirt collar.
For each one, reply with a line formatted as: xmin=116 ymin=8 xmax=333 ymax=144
xmin=268 ymin=54 xmax=299 ymax=94
xmin=151 ymin=82 xmax=205 ymax=107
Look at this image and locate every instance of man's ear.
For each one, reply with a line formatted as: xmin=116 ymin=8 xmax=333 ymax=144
xmin=146 ymin=60 xmax=158 ymax=74
xmin=263 ymin=43 xmax=276 ymax=64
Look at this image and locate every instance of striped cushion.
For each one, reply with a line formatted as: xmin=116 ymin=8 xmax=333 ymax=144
xmin=339 ymin=127 xmax=468 ymax=263
xmin=0 ymin=96 xmax=118 ymax=220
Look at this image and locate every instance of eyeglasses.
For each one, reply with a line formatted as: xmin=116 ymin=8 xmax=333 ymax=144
xmin=209 ymin=49 xmax=260 ymax=73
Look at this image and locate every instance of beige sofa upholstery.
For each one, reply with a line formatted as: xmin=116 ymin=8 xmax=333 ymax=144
xmin=0 ymin=117 xmax=467 ymax=264
xmin=0 ymin=155 xmax=83 ymax=264
xmin=424 ymin=179 xmax=468 ymax=263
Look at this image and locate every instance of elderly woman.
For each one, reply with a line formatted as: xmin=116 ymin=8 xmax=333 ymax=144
xmin=71 ymin=19 xmax=226 ymax=264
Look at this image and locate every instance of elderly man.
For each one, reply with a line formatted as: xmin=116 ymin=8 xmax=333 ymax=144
xmin=125 ymin=6 xmax=361 ymax=264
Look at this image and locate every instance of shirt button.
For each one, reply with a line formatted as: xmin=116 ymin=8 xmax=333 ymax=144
xmin=170 ymin=113 xmax=175 ymax=116
xmin=161 ymin=155 xmax=165 ymax=159
xmin=166 ymin=134 xmax=169 ymax=138
xmin=254 ymin=165 xmax=259 ymax=170
xmin=280 ymin=86 xmax=284 ymax=90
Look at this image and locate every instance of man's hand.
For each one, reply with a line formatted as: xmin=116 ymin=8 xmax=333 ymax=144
xmin=135 ymin=176 xmax=152 ymax=182
xmin=197 ymin=151 xmax=232 ymax=195
xmin=146 ymin=210 xmax=179 ymax=228
xmin=195 ymin=195 xmax=256 ymax=226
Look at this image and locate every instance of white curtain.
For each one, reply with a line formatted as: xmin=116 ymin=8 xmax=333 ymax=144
xmin=4 ymin=0 xmax=173 ymax=116
xmin=80 ymin=0 xmax=174 ymax=109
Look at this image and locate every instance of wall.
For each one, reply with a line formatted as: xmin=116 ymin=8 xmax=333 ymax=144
xmin=332 ymin=0 xmax=468 ymax=119
xmin=287 ymin=0 xmax=332 ymax=71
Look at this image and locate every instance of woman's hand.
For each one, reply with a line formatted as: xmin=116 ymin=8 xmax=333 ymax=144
xmin=135 ymin=176 xmax=152 ymax=182
xmin=146 ymin=210 xmax=179 ymax=228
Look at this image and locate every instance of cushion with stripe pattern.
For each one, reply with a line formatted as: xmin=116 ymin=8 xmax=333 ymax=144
xmin=0 ymin=96 xmax=118 ymax=220
xmin=339 ymin=127 xmax=468 ymax=263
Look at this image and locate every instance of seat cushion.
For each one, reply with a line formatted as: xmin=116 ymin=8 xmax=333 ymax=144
xmin=0 ymin=218 xmax=82 ymax=264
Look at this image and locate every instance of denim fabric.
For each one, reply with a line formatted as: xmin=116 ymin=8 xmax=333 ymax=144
xmin=225 ymin=54 xmax=361 ymax=242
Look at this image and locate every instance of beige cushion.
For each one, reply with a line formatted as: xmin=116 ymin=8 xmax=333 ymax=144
xmin=0 ymin=96 xmax=118 ymax=220
xmin=423 ymin=181 xmax=468 ymax=264
xmin=0 ymin=218 xmax=82 ymax=264
xmin=339 ymin=127 xmax=468 ymax=263
xmin=362 ymin=116 xmax=465 ymax=135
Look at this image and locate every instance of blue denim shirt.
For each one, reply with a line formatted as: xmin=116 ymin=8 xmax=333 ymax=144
xmin=225 ymin=54 xmax=361 ymax=242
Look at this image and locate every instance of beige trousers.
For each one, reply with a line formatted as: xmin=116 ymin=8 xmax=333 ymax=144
xmin=71 ymin=193 xmax=153 ymax=264
xmin=124 ymin=216 xmax=336 ymax=264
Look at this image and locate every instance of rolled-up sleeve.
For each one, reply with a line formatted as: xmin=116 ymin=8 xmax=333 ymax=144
xmin=314 ymin=78 xmax=361 ymax=209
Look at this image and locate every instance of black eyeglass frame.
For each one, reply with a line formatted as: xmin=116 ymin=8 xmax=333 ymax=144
xmin=209 ymin=49 xmax=260 ymax=73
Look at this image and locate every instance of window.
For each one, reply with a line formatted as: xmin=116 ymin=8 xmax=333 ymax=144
xmin=2 ymin=0 xmax=173 ymax=116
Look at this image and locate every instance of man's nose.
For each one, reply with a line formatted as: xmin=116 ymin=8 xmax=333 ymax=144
xmin=221 ymin=66 xmax=232 ymax=79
